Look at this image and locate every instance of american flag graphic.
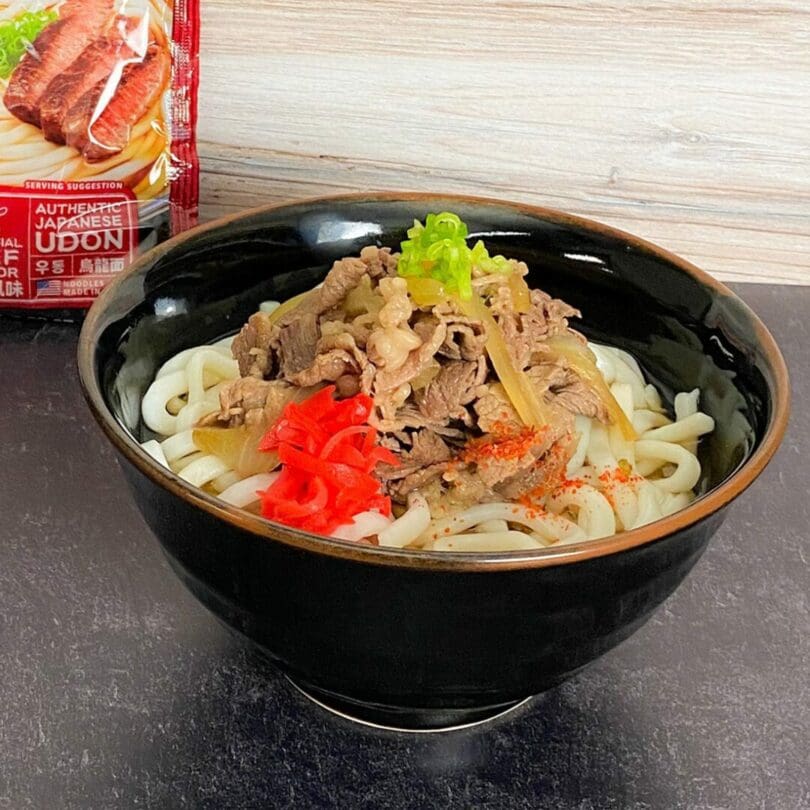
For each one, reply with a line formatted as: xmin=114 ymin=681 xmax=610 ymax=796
xmin=35 ymin=279 xmax=63 ymax=298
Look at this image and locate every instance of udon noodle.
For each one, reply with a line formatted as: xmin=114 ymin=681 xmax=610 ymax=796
xmin=0 ymin=0 xmax=170 ymax=197
xmin=141 ymin=327 xmax=714 ymax=552
xmin=138 ymin=213 xmax=715 ymax=553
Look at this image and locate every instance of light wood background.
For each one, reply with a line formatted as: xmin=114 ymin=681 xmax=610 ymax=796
xmin=197 ymin=0 xmax=810 ymax=284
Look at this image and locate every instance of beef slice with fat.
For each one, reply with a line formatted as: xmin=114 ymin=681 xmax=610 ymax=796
xmin=38 ymin=16 xmax=143 ymax=144
xmin=66 ymin=41 xmax=169 ymax=161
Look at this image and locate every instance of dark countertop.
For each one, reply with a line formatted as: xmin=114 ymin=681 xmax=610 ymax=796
xmin=1 ymin=283 xmax=807 ymax=810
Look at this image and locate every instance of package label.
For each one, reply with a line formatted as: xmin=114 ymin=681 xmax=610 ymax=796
xmin=0 ymin=182 xmax=137 ymax=306
xmin=0 ymin=0 xmax=199 ymax=311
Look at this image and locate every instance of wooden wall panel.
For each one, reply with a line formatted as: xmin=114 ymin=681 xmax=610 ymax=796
xmin=197 ymin=1 xmax=810 ymax=283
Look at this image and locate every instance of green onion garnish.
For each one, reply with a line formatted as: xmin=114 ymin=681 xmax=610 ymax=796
xmin=0 ymin=9 xmax=59 ymax=81
xmin=397 ymin=212 xmax=511 ymax=300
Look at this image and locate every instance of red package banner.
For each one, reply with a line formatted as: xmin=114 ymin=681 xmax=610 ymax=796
xmin=0 ymin=182 xmax=137 ymax=306
xmin=0 ymin=0 xmax=199 ymax=311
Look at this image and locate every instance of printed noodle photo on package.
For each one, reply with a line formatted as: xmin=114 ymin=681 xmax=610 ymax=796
xmin=0 ymin=0 xmax=199 ymax=311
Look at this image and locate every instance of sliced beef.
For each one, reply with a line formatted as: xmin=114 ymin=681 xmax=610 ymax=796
xmin=234 ymin=310 xmax=371 ymax=391
xmin=525 ymin=289 xmax=580 ymax=339
xmin=201 ymin=377 xmax=297 ymax=428
xmin=447 ymin=419 xmax=574 ymax=505
xmin=39 ymin=16 xmax=142 ymax=144
xmin=229 ymin=251 xmax=389 ymax=382
xmin=429 ymin=466 xmax=498 ymax=512
xmin=417 ymin=357 xmax=487 ymax=423
xmin=3 ymin=20 xmax=62 ymax=125
xmin=377 ymin=429 xmax=452 ymax=484
xmin=527 ymin=359 xmax=570 ymax=394
xmin=409 ymin=429 xmax=453 ymax=466
xmin=494 ymin=432 xmax=576 ymax=500
xmin=473 ymin=358 xmax=607 ymax=438
xmin=288 ymin=352 xmax=349 ymax=388
xmin=66 ymin=42 xmax=169 ymax=161
xmin=387 ymin=464 xmax=448 ymax=503
xmin=358 ymin=245 xmax=399 ymax=279
xmin=231 ymin=313 xmax=278 ymax=379
xmin=288 ymin=331 xmax=369 ymax=388
xmin=383 ymin=429 xmax=457 ymax=503
xmin=552 ymin=379 xmax=609 ymax=422
xmin=468 ymin=434 xmax=552 ymax=491
xmin=372 ymin=406 xmax=467 ymax=438
xmin=374 ymin=315 xmax=448 ymax=395
xmin=276 ymin=249 xmax=396 ymax=329
xmin=3 ymin=0 xmax=114 ymax=127
xmin=277 ymin=312 xmax=319 ymax=378
xmin=437 ymin=313 xmax=487 ymax=361
xmin=230 ymin=293 xmax=375 ymax=385
xmin=335 ymin=374 xmax=361 ymax=398
xmin=528 ymin=361 xmax=610 ymax=422
xmin=315 ymin=257 xmax=369 ymax=314
xmin=492 ymin=286 xmax=580 ymax=370
xmin=472 ymin=384 xmax=521 ymax=434
xmin=336 ymin=317 xmax=374 ymax=348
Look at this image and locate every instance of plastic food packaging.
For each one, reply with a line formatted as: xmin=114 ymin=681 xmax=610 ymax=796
xmin=0 ymin=0 xmax=199 ymax=311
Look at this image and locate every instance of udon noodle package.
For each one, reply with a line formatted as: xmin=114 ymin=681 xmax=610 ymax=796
xmin=0 ymin=0 xmax=199 ymax=310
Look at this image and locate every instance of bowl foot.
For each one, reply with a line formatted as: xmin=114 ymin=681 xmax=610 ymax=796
xmin=284 ymin=677 xmax=534 ymax=732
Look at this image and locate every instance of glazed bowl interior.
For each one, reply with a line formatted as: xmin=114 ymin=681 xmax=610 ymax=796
xmin=86 ymin=194 xmax=785 ymax=563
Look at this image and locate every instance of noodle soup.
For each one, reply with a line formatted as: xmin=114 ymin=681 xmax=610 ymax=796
xmin=139 ymin=212 xmax=715 ymax=552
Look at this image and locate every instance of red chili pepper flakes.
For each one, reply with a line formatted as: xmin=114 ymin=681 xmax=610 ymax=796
xmin=518 ymin=476 xmax=584 ymax=511
xmin=598 ymin=465 xmax=644 ymax=488
xmin=561 ymin=478 xmax=587 ymax=491
xmin=256 ymin=385 xmax=398 ymax=535
xmin=596 ymin=465 xmax=644 ymax=509
xmin=460 ymin=424 xmax=549 ymax=467
xmin=599 ymin=467 xmax=629 ymax=486
xmin=517 ymin=501 xmax=548 ymax=520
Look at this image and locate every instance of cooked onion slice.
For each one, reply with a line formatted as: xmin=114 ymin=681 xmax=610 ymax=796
xmin=265 ymin=290 xmax=311 ymax=325
xmin=193 ymin=425 xmax=279 ymax=477
xmin=545 ymin=334 xmax=637 ymax=440
xmin=508 ymin=273 xmax=531 ymax=313
xmin=405 ymin=277 xmax=448 ymax=307
xmin=459 ymin=295 xmax=552 ymax=428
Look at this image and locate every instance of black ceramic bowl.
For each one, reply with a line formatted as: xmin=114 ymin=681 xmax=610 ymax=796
xmin=78 ymin=194 xmax=788 ymax=729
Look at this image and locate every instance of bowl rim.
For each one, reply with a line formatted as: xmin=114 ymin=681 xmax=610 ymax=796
xmin=77 ymin=191 xmax=791 ymax=571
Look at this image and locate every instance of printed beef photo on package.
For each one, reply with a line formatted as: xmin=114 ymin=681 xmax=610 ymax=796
xmin=0 ymin=0 xmax=199 ymax=311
